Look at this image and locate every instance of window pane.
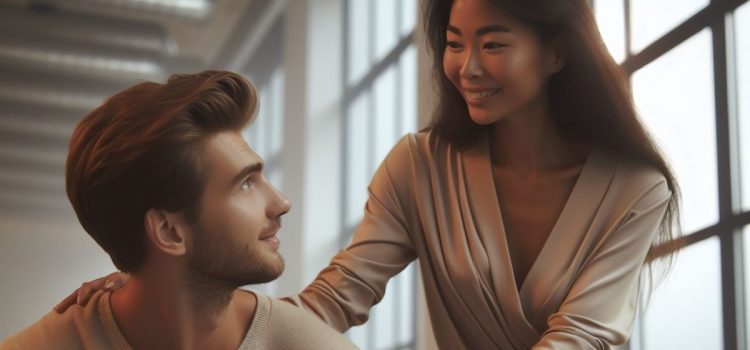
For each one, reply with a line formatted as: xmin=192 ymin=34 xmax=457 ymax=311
xmin=398 ymin=262 xmax=416 ymax=345
xmin=630 ymin=0 xmax=708 ymax=53
xmin=736 ymin=2 xmax=750 ymax=212
xmin=373 ymin=65 xmax=397 ymax=170
xmin=346 ymin=323 xmax=368 ymax=349
xmin=400 ymin=45 xmax=417 ymax=134
xmin=346 ymin=92 xmax=370 ymax=227
xmin=247 ymin=83 xmax=269 ymax=157
xmin=632 ymin=29 xmax=718 ymax=233
xmin=400 ymin=0 xmax=417 ymax=37
xmin=267 ymin=167 xmax=283 ymax=199
xmin=622 ymin=313 xmax=643 ymax=350
xmin=375 ymin=0 xmax=398 ymax=62
xmin=348 ymin=0 xmax=370 ymax=85
xmin=372 ymin=277 xmax=397 ymax=349
xmin=242 ymin=125 xmax=255 ymax=154
xmin=269 ymin=67 xmax=284 ymax=156
xmin=641 ymin=237 xmax=724 ymax=350
xmin=594 ymin=0 xmax=627 ymax=63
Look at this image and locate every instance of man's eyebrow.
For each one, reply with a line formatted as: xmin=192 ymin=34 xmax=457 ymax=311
xmin=232 ymin=162 xmax=263 ymax=184
xmin=446 ymin=24 xmax=512 ymax=36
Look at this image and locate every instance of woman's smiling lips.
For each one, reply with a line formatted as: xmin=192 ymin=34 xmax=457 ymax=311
xmin=462 ymin=87 xmax=502 ymax=106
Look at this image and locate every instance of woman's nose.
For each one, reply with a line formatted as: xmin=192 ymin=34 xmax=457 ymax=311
xmin=460 ymin=48 xmax=484 ymax=80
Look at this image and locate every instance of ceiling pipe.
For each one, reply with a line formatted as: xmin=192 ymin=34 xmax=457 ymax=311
xmin=4 ymin=0 xmax=215 ymax=21
xmin=0 ymin=5 xmax=176 ymax=56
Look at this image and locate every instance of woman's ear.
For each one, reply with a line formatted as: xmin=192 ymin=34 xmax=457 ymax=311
xmin=144 ymin=209 xmax=187 ymax=257
xmin=547 ymin=37 xmax=567 ymax=74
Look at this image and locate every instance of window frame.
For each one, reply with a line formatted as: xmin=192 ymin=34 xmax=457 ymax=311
xmin=594 ymin=0 xmax=750 ymax=349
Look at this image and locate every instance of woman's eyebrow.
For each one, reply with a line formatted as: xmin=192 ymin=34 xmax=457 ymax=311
xmin=447 ymin=24 xmax=512 ymax=36
xmin=476 ymin=24 xmax=511 ymax=36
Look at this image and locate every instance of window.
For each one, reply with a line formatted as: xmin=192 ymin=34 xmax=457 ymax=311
xmin=639 ymin=237 xmax=724 ymax=350
xmin=342 ymin=0 xmax=418 ymax=348
xmin=593 ymin=0 xmax=626 ymax=62
xmin=632 ymin=29 xmax=718 ymax=233
xmin=592 ymin=0 xmax=750 ymax=349
xmin=245 ymin=65 xmax=285 ymax=190
xmin=629 ymin=0 xmax=708 ymax=52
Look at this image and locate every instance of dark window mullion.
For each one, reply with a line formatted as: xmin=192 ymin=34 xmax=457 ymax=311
xmin=725 ymin=4 xmax=748 ymax=349
xmin=366 ymin=5 xmax=376 ymax=348
xmin=624 ymin=0 xmax=632 ymax=58
xmin=394 ymin=4 xmax=404 ymax=346
xmin=711 ymin=5 xmax=741 ymax=349
xmin=340 ymin=0 xmax=351 ymax=250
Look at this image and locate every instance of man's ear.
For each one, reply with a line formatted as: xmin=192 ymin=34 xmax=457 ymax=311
xmin=144 ymin=209 xmax=187 ymax=256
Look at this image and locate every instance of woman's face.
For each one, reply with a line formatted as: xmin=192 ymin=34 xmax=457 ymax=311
xmin=442 ymin=0 xmax=563 ymax=125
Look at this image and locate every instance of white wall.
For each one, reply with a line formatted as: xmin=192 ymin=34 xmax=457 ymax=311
xmin=0 ymin=212 xmax=116 ymax=337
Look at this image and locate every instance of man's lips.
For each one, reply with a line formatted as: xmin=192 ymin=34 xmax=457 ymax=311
xmin=260 ymin=228 xmax=280 ymax=250
xmin=259 ymin=227 xmax=279 ymax=240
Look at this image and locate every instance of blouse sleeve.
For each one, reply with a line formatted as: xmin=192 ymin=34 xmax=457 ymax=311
xmin=283 ymin=136 xmax=418 ymax=332
xmin=532 ymin=179 xmax=672 ymax=350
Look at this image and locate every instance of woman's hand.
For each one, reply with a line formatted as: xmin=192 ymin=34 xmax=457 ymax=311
xmin=53 ymin=272 xmax=130 ymax=313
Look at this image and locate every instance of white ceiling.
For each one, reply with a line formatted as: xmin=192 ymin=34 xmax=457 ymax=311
xmin=0 ymin=0 xmax=271 ymax=218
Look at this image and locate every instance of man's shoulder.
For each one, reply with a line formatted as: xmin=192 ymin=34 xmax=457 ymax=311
xmin=1 ymin=291 xmax=119 ymax=350
xmin=257 ymin=294 xmax=358 ymax=349
xmin=1 ymin=308 xmax=85 ymax=349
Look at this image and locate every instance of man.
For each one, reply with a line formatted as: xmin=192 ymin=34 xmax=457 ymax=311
xmin=1 ymin=71 xmax=356 ymax=349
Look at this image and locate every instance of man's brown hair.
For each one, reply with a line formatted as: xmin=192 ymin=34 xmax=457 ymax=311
xmin=66 ymin=70 xmax=257 ymax=273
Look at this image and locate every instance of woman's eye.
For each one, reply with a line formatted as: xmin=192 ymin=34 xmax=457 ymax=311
xmin=483 ymin=42 xmax=506 ymax=50
xmin=446 ymin=41 xmax=462 ymax=49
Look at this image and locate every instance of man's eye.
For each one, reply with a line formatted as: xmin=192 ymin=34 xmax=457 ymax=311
xmin=240 ymin=179 xmax=255 ymax=191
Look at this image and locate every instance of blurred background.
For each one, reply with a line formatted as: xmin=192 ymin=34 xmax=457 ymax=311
xmin=0 ymin=0 xmax=748 ymax=349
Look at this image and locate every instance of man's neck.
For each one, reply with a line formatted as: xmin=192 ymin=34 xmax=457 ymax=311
xmin=109 ymin=266 xmax=256 ymax=350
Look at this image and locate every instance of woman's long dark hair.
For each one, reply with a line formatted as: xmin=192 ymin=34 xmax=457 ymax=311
xmin=422 ymin=0 xmax=681 ymax=294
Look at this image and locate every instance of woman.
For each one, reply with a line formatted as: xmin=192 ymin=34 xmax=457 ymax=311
xmin=61 ymin=0 xmax=680 ymax=348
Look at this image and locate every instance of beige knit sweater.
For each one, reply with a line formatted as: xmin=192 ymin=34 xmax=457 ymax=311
xmin=1 ymin=290 xmax=356 ymax=349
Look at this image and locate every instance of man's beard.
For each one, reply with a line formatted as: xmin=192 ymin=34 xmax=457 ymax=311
xmin=186 ymin=221 xmax=285 ymax=288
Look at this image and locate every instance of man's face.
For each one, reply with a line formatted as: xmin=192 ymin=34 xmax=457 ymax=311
xmin=186 ymin=131 xmax=290 ymax=286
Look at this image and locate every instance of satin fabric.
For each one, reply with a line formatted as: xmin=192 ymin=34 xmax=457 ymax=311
xmin=287 ymin=130 xmax=670 ymax=349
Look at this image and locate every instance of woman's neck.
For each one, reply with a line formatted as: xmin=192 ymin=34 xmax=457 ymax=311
xmin=489 ymin=101 xmax=583 ymax=176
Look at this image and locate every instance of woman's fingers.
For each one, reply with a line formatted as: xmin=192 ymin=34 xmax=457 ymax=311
xmin=103 ymin=272 xmax=130 ymax=291
xmin=76 ymin=281 xmax=97 ymax=306
xmin=52 ymin=274 xmax=113 ymax=313
xmin=53 ymin=289 xmax=79 ymax=313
